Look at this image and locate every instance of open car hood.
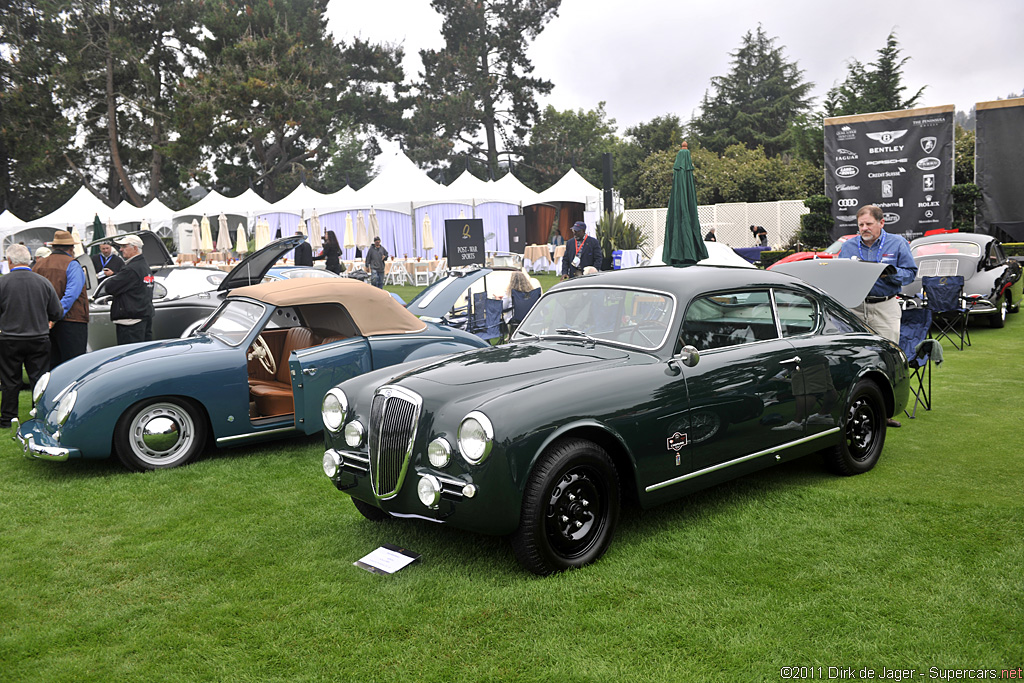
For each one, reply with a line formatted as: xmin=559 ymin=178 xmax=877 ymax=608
xmin=85 ymin=229 xmax=174 ymax=268
xmin=773 ymin=259 xmax=895 ymax=309
xmin=218 ymin=234 xmax=307 ymax=291
xmin=405 ymin=267 xmax=493 ymax=319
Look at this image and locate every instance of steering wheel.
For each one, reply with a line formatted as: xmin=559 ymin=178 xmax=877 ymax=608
xmin=248 ymin=334 xmax=277 ymax=375
xmin=628 ymin=321 xmax=666 ymax=346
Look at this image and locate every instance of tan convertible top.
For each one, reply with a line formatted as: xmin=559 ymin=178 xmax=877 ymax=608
xmin=229 ymin=278 xmax=427 ymax=336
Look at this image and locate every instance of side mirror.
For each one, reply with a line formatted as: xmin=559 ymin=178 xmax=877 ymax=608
xmin=668 ymin=345 xmax=700 ymax=374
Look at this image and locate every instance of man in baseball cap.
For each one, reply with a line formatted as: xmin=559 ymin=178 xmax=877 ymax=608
xmin=560 ymin=221 xmax=601 ymax=279
xmin=33 ymin=230 xmax=88 ymax=367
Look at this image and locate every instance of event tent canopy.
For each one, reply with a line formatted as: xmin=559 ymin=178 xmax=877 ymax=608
xmin=527 ymin=167 xmax=601 ymax=207
xmin=24 ymin=186 xmax=111 ymax=231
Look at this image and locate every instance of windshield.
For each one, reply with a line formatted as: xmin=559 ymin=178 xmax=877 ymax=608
xmin=516 ymin=287 xmax=675 ymax=350
xmin=199 ymin=300 xmax=266 ymax=346
xmin=824 ymin=236 xmax=852 ymax=255
xmin=912 ymin=242 xmax=982 ymax=258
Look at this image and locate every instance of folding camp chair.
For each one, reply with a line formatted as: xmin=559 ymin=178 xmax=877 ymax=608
xmin=508 ymin=287 xmax=541 ymax=337
xmin=899 ymin=304 xmax=937 ymax=418
xmin=467 ymin=292 xmax=502 ymax=342
xmin=922 ymin=275 xmax=970 ymax=350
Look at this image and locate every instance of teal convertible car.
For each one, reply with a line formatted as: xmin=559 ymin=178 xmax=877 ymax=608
xmin=321 ymin=265 xmax=910 ymax=575
xmin=14 ymin=278 xmax=487 ymax=471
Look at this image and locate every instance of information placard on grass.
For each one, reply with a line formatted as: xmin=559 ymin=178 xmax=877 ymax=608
xmin=354 ymin=543 xmax=421 ymax=575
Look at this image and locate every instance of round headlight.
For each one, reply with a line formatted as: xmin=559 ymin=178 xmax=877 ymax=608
xmin=323 ymin=450 xmax=343 ymax=478
xmin=32 ymin=373 xmax=50 ymax=404
xmin=344 ymin=420 xmax=364 ymax=448
xmin=416 ymin=474 xmax=442 ymax=509
xmin=427 ymin=438 xmax=452 ymax=468
xmin=54 ymin=390 xmax=77 ymax=426
xmin=322 ymin=389 xmax=347 ymax=433
xmin=458 ymin=411 xmax=493 ymax=464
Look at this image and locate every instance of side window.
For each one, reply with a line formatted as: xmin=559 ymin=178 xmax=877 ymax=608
xmin=774 ymin=290 xmax=818 ymax=337
xmin=821 ymin=303 xmax=859 ymax=335
xmin=677 ymin=290 xmax=777 ymax=352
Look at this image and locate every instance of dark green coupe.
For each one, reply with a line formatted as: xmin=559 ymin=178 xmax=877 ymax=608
xmin=321 ymin=266 xmax=910 ymax=575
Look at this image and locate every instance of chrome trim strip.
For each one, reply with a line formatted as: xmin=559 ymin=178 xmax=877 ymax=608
xmin=645 ymin=427 xmax=841 ymax=493
xmin=216 ymin=425 xmax=297 ymax=444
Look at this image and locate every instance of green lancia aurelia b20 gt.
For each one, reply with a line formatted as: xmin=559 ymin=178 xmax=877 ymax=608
xmin=321 ymin=265 xmax=910 ymax=575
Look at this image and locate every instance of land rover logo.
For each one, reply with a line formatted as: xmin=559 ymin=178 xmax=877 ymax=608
xmin=836 ymin=165 xmax=859 ymax=178
xmin=837 ymin=198 xmax=858 ymax=208
xmin=917 ymin=157 xmax=941 ymax=171
xmin=883 ymin=213 xmax=901 ymax=224
xmin=921 ymin=136 xmax=937 ymax=154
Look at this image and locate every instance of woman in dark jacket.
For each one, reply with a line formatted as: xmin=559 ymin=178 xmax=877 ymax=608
xmin=313 ymin=230 xmax=345 ymax=274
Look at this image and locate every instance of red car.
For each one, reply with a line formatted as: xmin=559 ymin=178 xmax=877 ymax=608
xmin=768 ymin=235 xmax=854 ymax=270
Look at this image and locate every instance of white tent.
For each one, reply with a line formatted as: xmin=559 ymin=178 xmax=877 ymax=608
xmin=489 ymin=172 xmax=539 ymax=206
xmin=269 ymin=183 xmax=338 ymax=216
xmin=24 ymin=186 xmax=112 ymax=237
xmin=445 ymin=169 xmax=494 ymax=204
xmin=348 ymin=151 xmax=447 ymax=212
xmin=527 ymin=167 xmax=602 ymax=207
xmin=0 ymin=209 xmax=28 ymax=244
xmin=109 ymin=198 xmax=175 ymax=227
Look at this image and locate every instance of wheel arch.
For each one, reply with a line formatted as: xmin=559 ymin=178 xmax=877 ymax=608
xmin=853 ymin=369 xmax=894 ymax=419
xmin=112 ymin=393 xmax=214 ymax=454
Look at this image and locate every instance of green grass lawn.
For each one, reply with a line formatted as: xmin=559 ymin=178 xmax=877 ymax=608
xmin=1 ymin=291 xmax=1021 ymax=682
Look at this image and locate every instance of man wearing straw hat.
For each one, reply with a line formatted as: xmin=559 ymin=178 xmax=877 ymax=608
xmin=33 ymin=229 xmax=89 ymax=367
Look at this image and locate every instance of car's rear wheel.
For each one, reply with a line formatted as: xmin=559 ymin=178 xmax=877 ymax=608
xmin=826 ymin=380 xmax=886 ymax=476
xmin=511 ymin=438 xmax=619 ymax=576
xmin=114 ymin=398 xmax=207 ymax=471
xmin=989 ymin=295 xmax=1007 ymax=328
xmin=352 ymin=497 xmax=391 ymax=522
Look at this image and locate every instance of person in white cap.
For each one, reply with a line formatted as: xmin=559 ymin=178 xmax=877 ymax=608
xmin=104 ymin=234 xmax=155 ymax=344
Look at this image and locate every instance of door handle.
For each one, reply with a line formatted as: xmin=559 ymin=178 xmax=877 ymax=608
xmin=780 ymin=356 xmax=801 ymax=365
xmin=302 ymin=367 xmax=318 ymax=376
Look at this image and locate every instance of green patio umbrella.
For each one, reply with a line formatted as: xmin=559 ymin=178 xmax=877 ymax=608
xmin=663 ymin=144 xmax=708 ymax=266
xmin=90 ymin=213 xmax=104 ymax=256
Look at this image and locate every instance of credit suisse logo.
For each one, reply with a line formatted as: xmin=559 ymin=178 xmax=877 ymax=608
xmin=835 ymin=165 xmax=859 ymax=178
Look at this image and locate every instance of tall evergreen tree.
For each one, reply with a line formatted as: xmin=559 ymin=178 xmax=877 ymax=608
xmin=826 ymin=30 xmax=925 ymax=116
xmin=175 ymin=0 xmax=406 ymax=200
xmin=408 ymin=0 xmax=560 ymax=174
xmin=690 ymin=25 xmax=813 ymax=157
xmin=618 ymin=114 xmax=685 ymax=207
xmin=516 ymin=102 xmax=619 ymax=190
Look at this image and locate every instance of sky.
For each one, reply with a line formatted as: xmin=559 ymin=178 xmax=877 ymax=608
xmin=325 ymin=0 xmax=1023 ymax=139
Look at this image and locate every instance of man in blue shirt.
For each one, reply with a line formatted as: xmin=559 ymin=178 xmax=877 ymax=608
xmin=838 ymin=205 xmax=917 ymax=427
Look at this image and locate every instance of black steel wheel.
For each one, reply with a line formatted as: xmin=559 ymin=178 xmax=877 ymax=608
xmin=511 ymin=438 xmax=619 ymax=576
xmin=352 ymin=497 xmax=391 ymax=522
xmin=826 ymin=380 xmax=886 ymax=476
xmin=114 ymin=398 xmax=207 ymax=471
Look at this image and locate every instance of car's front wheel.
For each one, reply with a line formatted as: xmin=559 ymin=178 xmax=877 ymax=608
xmin=826 ymin=380 xmax=886 ymax=476
xmin=114 ymin=398 xmax=207 ymax=471
xmin=511 ymin=438 xmax=620 ymax=576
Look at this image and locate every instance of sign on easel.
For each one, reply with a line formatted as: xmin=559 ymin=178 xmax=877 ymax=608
xmin=445 ymin=218 xmax=485 ymax=267
xmin=507 ymin=215 xmax=526 ymax=254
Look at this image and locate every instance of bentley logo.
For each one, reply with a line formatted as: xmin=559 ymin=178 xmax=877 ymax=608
xmin=921 ymin=136 xmax=937 ymax=154
xmin=667 ymin=432 xmax=689 ymax=452
xmin=866 ymin=130 xmax=908 ymax=145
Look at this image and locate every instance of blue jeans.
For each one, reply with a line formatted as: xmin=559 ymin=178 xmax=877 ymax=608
xmin=371 ymin=269 xmax=385 ymax=288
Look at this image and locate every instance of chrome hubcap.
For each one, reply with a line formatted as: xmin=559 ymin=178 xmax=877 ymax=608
xmin=130 ymin=403 xmax=195 ymax=465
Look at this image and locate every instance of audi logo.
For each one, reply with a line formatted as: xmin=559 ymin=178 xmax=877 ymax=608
xmin=837 ymin=198 xmax=858 ymax=208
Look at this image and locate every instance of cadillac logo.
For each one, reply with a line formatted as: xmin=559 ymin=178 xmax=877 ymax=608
xmin=921 ymin=136 xmax=937 ymax=154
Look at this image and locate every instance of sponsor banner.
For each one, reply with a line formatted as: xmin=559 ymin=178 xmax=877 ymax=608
xmin=824 ymin=105 xmax=954 ymax=241
xmin=976 ymin=97 xmax=1024 ymax=239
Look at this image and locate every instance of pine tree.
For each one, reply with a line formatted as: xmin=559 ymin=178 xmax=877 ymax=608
xmin=408 ymin=0 xmax=560 ymax=174
xmin=826 ymin=31 xmax=925 ymax=116
xmin=690 ymin=25 xmax=813 ymax=158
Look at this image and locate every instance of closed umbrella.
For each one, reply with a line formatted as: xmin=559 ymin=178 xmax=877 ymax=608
xmin=343 ymin=213 xmax=355 ymax=249
xmin=216 ymin=213 xmax=232 ymax=251
xmin=139 ymin=219 xmax=150 ymax=232
xmin=90 ymin=214 xmax=104 ymax=256
xmin=105 ymin=216 xmax=117 ymax=237
xmin=421 ymin=214 xmax=435 ymax=251
xmin=190 ymin=218 xmax=202 ymax=256
xmin=254 ymin=218 xmax=270 ymax=251
xmin=235 ymin=222 xmax=249 ymax=255
xmin=200 ymin=215 xmax=214 ymax=252
xmin=368 ymin=208 xmax=381 ymax=242
xmin=310 ymin=210 xmax=323 ymax=250
xmin=663 ymin=143 xmax=708 ymax=266
xmin=296 ymin=219 xmax=307 ymax=235
xmin=355 ymin=211 xmax=369 ymax=249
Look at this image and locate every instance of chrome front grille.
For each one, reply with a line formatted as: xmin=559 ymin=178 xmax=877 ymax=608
xmin=368 ymin=386 xmax=422 ymax=498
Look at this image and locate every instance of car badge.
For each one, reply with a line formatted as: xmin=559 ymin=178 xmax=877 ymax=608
xmin=667 ymin=432 xmax=688 ymax=452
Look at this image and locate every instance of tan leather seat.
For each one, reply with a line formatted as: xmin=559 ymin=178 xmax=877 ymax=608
xmin=249 ymin=327 xmax=315 ymax=416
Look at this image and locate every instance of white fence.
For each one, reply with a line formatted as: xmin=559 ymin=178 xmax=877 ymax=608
xmin=625 ymin=199 xmax=809 ymax=257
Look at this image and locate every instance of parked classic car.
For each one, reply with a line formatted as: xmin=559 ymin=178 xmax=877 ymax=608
xmin=14 ymin=278 xmax=488 ymax=471
xmin=320 ymin=265 xmax=910 ymax=575
xmin=900 ymin=232 xmax=1022 ymax=327
xmin=82 ymin=232 xmax=310 ymax=350
xmin=768 ymin=235 xmax=855 ymax=269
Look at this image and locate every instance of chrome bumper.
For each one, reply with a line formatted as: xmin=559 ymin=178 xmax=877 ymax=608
xmin=11 ymin=418 xmax=71 ymax=461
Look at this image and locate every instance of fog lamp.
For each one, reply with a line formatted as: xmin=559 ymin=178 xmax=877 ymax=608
xmin=416 ymin=474 xmax=442 ymax=509
xmin=344 ymin=420 xmax=364 ymax=448
xmin=427 ymin=438 xmax=451 ymax=468
xmin=322 ymin=450 xmax=343 ymax=478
